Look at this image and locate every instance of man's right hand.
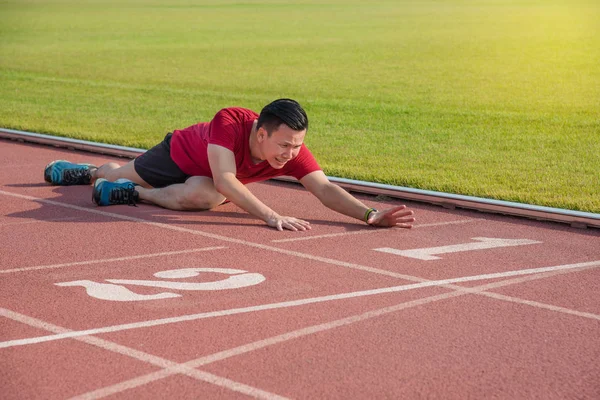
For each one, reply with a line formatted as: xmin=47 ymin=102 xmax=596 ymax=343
xmin=267 ymin=215 xmax=312 ymax=231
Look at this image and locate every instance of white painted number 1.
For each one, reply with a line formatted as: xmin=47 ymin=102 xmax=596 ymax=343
xmin=375 ymin=237 xmax=542 ymax=260
xmin=55 ymin=268 xmax=266 ymax=302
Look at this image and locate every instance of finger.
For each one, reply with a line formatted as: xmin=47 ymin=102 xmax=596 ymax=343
xmin=384 ymin=205 xmax=407 ymax=214
xmin=395 ymin=223 xmax=413 ymax=229
xmin=393 ymin=217 xmax=415 ymax=225
xmin=394 ymin=216 xmax=415 ymax=227
xmin=371 ymin=213 xmax=415 ymax=227
xmin=287 ymin=218 xmax=311 ymax=230
xmin=376 ymin=207 xmax=410 ymax=220
xmin=393 ymin=214 xmax=415 ymax=221
xmin=293 ymin=220 xmax=310 ymax=231
xmin=289 ymin=221 xmax=304 ymax=231
xmin=390 ymin=208 xmax=414 ymax=217
xmin=283 ymin=221 xmax=299 ymax=231
xmin=297 ymin=220 xmax=311 ymax=228
xmin=289 ymin=217 xmax=310 ymax=225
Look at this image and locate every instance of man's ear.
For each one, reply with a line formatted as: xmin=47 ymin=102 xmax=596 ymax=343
xmin=257 ymin=127 xmax=268 ymax=142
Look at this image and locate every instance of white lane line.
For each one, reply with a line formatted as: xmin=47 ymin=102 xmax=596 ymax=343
xmin=271 ymin=219 xmax=477 ymax=243
xmin=476 ymin=291 xmax=600 ymax=321
xmin=0 ymin=217 xmax=78 ymax=227
xmin=2 ymin=260 xmax=598 ymax=349
xmin=1 ymin=308 xmax=288 ymax=400
xmin=0 ymin=191 xmax=531 ymax=287
xmin=0 ymin=247 xmax=227 ymax=275
xmin=0 ymin=189 xmax=445 ymax=282
xmin=1 ymin=179 xmax=594 ymax=396
xmin=68 ymin=264 xmax=600 ymax=400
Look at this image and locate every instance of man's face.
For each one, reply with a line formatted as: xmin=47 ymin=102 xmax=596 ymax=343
xmin=258 ymin=124 xmax=306 ymax=169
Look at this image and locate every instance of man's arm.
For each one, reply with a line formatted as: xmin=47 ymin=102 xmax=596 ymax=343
xmin=207 ymin=144 xmax=311 ymax=231
xmin=299 ymin=170 xmax=415 ymax=228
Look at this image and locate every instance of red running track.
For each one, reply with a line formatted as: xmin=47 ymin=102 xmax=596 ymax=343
xmin=1 ymin=139 xmax=599 ymax=399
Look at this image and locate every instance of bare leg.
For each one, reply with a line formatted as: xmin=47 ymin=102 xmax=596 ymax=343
xmin=91 ymin=160 xmax=151 ymax=188
xmin=136 ymin=176 xmax=225 ymax=211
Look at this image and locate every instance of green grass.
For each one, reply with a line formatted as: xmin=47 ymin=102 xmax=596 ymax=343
xmin=1 ymin=0 xmax=598 ymax=212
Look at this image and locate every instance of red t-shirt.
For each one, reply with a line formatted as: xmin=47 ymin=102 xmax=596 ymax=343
xmin=170 ymin=107 xmax=321 ymax=184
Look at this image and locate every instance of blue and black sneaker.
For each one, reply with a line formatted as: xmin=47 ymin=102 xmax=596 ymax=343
xmin=92 ymin=178 xmax=139 ymax=206
xmin=44 ymin=160 xmax=96 ymax=185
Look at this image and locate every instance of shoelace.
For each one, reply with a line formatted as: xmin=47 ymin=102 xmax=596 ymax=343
xmin=109 ymin=183 xmax=138 ymax=206
xmin=63 ymin=168 xmax=91 ymax=185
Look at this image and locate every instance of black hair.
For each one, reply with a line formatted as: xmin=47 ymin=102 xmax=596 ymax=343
xmin=256 ymin=98 xmax=308 ymax=136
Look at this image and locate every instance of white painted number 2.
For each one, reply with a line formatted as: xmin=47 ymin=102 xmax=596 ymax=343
xmin=55 ymin=268 xmax=266 ymax=302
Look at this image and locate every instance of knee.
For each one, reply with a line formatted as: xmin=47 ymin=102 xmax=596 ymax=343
xmin=96 ymin=163 xmax=122 ymax=180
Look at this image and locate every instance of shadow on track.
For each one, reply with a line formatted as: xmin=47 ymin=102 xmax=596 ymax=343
xmin=4 ymin=185 xmax=373 ymax=231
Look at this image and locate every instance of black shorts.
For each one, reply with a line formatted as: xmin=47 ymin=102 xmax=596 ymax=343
xmin=134 ymin=133 xmax=190 ymax=188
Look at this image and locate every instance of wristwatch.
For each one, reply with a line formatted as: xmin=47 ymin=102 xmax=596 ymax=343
xmin=364 ymin=208 xmax=378 ymax=223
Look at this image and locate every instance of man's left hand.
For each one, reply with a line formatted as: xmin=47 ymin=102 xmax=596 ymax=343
xmin=367 ymin=205 xmax=415 ymax=228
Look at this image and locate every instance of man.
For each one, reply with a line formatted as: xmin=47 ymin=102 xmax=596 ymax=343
xmin=44 ymin=99 xmax=415 ymax=231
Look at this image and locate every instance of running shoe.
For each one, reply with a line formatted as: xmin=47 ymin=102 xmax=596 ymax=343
xmin=44 ymin=160 xmax=95 ymax=185
xmin=92 ymin=178 xmax=139 ymax=206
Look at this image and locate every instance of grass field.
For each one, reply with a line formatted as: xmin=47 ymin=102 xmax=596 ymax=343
xmin=1 ymin=0 xmax=598 ymax=212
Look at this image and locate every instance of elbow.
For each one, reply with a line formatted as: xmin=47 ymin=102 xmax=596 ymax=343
xmin=212 ymin=173 xmax=237 ymax=197
xmin=212 ymin=179 xmax=228 ymax=196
